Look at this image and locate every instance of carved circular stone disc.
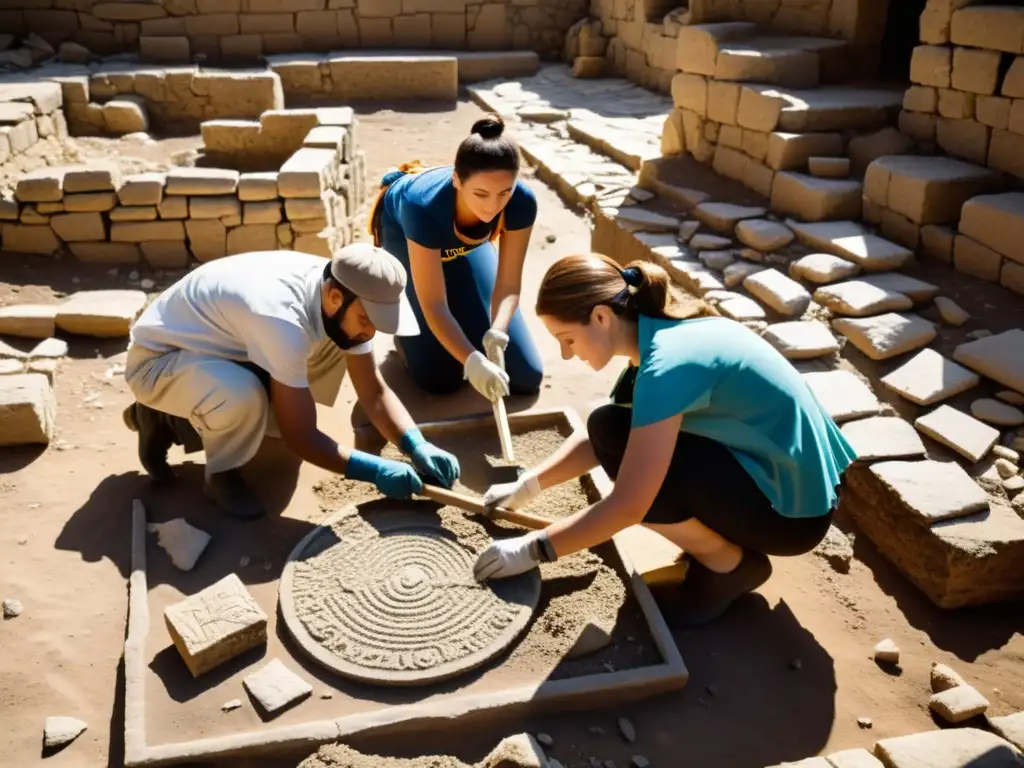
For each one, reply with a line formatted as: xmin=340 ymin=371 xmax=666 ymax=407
xmin=279 ymin=504 xmax=541 ymax=686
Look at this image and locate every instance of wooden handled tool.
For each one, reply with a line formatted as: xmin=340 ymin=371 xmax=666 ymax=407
xmin=419 ymin=484 xmax=551 ymax=531
xmin=487 ymin=343 xmax=523 ymax=484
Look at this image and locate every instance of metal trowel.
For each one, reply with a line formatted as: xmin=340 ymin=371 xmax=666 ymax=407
xmin=487 ymin=343 xmax=525 ymax=485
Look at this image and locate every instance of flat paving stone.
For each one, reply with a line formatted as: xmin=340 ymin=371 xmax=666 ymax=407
xmin=762 ymin=320 xmax=839 ymax=359
xmin=54 ymin=289 xmax=148 ymax=338
xmin=723 ymin=260 xmax=765 ymax=288
xmin=916 ymin=404 xmax=1000 ymax=463
xmin=243 ymin=658 xmax=312 ymax=716
xmin=929 ymin=684 xmax=990 ymax=724
xmin=0 ymin=304 xmax=57 ymax=340
xmin=953 ymin=328 xmax=1024 ymax=397
xmin=832 ymin=313 xmax=937 ymax=361
xmin=718 ymin=294 xmax=767 ymax=321
xmin=613 ymin=207 xmax=680 ymax=232
xmin=690 ymin=233 xmax=733 ymax=250
xmin=971 ymin=398 xmax=1024 ymax=427
xmin=869 ymin=459 xmax=990 ymax=523
xmin=787 ymin=220 xmax=915 ymax=270
xmin=700 ymin=249 xmax=736 ymax=271
xmin=875 ymin=727 xmax=1021 ymax=768
xmin=744 ymin=268 xmax=812 ymax=317
xmin=813 ymin=280 xmax=913 ymax=317
xmin=881 ymin=348 xmax=981 ymax=406
xmin=803 ymin=370 xmax=882 ymax=423
xmin=825 ymin=748 xmax=884 ymax=768
xmin=856 ymin=272 xmax=940 ymax=303
xmin=841 ymin=416 xmax=927 ymax=461
xmin=789 ymin=252 xmax=862 ymax=284
xmin=736 ymin=218 xmax=795 ymax=252
xmin=694 ymin=202 xmax=766 ymax=231
xmin=988 ymin=711 xmax=1024 ymax=751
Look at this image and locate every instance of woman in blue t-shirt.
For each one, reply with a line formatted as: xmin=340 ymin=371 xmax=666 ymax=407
xmin=368 ymin=114 xmax=543 ymax=402
xmin=471 ymin=253 xmax=857 ymax=627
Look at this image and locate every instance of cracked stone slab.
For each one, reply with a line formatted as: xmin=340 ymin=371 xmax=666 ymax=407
xmin=869 ymin=459 xmax=990 ymax=523
xmin=916 ymin=405 xmax=1000 ymax=463
xmin=832 ymin=313 xmax=937 ymax=361
xmin=803 ymin=370 xmax=882 ymax=423
xmin=881 ymin=348 xmax=981 ymax=406
xmin=813 ymin=280 xmax=913 ymax=317
xmin=953 ymin=328 xmax=1024 ymax=396
xmin=763 ymin=321 xmax=839 ymax=359
xmin=841 ymin=417 xmax=927 ymax=461
xmin=243 ymin=658 xmax=313 ymax=716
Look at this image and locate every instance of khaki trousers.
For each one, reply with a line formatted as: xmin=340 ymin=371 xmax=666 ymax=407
xmin=124 ymin=338 xmax=348 ymax=476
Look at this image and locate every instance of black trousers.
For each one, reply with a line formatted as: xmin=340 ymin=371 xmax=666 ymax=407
xmin=587 ymin=404 xmax=834 ymax=557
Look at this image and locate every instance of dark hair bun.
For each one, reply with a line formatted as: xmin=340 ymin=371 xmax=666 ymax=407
xmin=471 ymin=114 xmax=505 ymax=140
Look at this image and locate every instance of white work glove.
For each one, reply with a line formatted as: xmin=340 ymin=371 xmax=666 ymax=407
xmin=483 ymin=472 xmax=542 ymax=512
xmin=464 ymin=350 xmax=510 ymax=402
xmin=482 ymin=328 xmax=509 ymax=362
xmin=473 ymin=530 xmax=552 ymax=582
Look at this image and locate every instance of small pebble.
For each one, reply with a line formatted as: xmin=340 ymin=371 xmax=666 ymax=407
xmin=857 ymin=716 xmax=873 ymax=729
xmin=632 ymin=757 xmax=651 ymax=768
xmin=128 ymin=270 xmax=140 ymax=281
xmin=221 ymin=699 xmax=242 ymax=712
xmin=966 ymin=329 xmax=992 ymax=340
xmin=618 ymin=717 xmax=636 ymax=743
xmin=993 ymin=445 xmax=1020 ymax=463
xmin=320 ymin=692 xmax=333 ymax=699
xmin=140 ymin=278 xmax=155 ymax=290
xmin=934 ymin=296 xmax=970 ymax=326
xmin=997 ymin=390 xmax=1024 ymax=406
xmin=790 ymin=658 xmax=803 ymax=670
xmin=239 ymin=555 xmax=251 ymax=567
xmin=995 ymin=458 xmax=1018 ymax=479
xmin=536 ymin=733 xmax=554 ymax=748
xmin=874 ymin=638 xmax=900 ymax=664
xmin=546 ymin=233 xmax=556 ymax=243
xmin=3 ymin=598 xmax=23 ymax=618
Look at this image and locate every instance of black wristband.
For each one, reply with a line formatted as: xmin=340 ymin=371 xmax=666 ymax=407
xmin=536 ymin=531 xmax=558 ymax=563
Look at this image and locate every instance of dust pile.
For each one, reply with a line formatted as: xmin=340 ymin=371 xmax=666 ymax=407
xmin=298 ymin=732 xmax=547 ymax=768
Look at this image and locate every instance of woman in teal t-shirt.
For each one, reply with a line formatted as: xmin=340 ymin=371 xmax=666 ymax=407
xmin=471 ymin=253 xmax=857 ymax=627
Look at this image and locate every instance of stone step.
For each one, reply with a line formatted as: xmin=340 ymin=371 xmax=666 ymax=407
xmin=567 ymin=117 xmax=663 ymax=172
xmin=787 ymin=220 xmax=915 ymax=271
xmin=713 ymin=36 xmax=849 ymax=89
xmin=771 ymin=171 xmax=863 ymax=222
xmin=738 ymin=84 xmax=905 ymax=133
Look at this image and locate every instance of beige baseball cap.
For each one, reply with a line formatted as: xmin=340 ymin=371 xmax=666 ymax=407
xmin=330 ymin=242 xmax=419 ymax=336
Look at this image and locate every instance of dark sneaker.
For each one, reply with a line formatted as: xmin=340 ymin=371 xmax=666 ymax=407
xmin=122 ymin=402 xmax=174 ymax=484
xmin=668 ymin=550 xmax=773 ymax=629
xmin=203 ymin=469 xmax=266 ymax=521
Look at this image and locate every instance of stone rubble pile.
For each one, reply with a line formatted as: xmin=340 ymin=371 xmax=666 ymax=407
xmin=0 ymin=80 xmax=69 ymax=179
xmin=0 ymin=106 xmax=366 ymax=264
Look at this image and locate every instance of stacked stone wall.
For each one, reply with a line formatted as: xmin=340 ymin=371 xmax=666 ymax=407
xmin=1 ymin=0 xmax=588 ymax=65
xmin=0 ymin=83 xmax=71 ymax=181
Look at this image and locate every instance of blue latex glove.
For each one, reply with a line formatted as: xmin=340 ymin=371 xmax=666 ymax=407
xmin=401 ymin=428 xmax=460 ymax=489
xmin=346 ymin=450 xmax=424 ymax=499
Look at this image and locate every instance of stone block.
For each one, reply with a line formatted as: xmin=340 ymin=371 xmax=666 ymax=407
xmin=899 ymin=110 xmax=938 ymax=140
xmin=936 ymin=117 xmax=991 ymax=165
xmin=832 ymin=313 xmax=937 ymax=361
xmin=226 ymin=223 xmax=277 ymax=255
xmin=864 ymin=458 xmax=990 ymax=525
xmin=988 ymin=711 xmax=1024 ymax=752
xmin=847 ymin=127 xmax=914 ymax=175
xmin=50 ymin=212 xmax=105 ymax=242
xmin=808 ymin=157 xmax=849 ymax=178
xmin=937 ymin=89 xmax=976 ymax=120
xmin=327 ymin=55 xmax=457 ymax=101
xmin=238 ymin=172 xmax=279 ymax=202
xmin=840 ymin=417 xmax=927 ymax=462
xmin=916 ymin=404 xmax=999 ymax=463
xmin=243 ymin=201 xmax=282 ymax=225
xmin=742 ymin=160 xmax=776 ymax=198
xmin=762 ymin=320 xmax=839 ymax=359
xmin=904 ymin=85 xmax=938 ymax=114
xmin=952 ymin=46 xmax=1003 ymax=96
xmin=185 ymin=219 xmax=227 ymax=262
xmin=676 ymin=22 xmax=757 ymax=75
xmin=1 ymin=224 xmax=60 ymax=254
xmin=743 ymin=268 xmax=811 ymax=317
xmin=771 ymin=172 xmax=862 ymax=222
xmin=803 ymin=370 xmax=881 ymax=423
xmin=864 ymin=155 xmax=1002 ymax=226
xmin=165 ymin=168 xmax=239 ymax=196
xmin=0 ymin=374 xmax=55 ymax=447
xmin=881 ymin=348 xmax=981 ymax=406
xmin=158 ymin=196 xmax=188 ymax=220
xmin=293 ymin=231 xmax=332 ymax=257
xmin=111 ymin=221 xmax=185 ymax=243
xmin=790 ymin=252 xmax=860 ymax=283
xmin=951 ymin=5 xmax=1024 ymax=54
xmin=69 ymin=242 xmax=140 ymax=264
xmin=718 ymin=124 xmax=743 ymax=150
xmin=0 ymin=305 xmax=56 ymax=340
xmin=278 ymin=148 xmax=336 ymax=199
xmin=165 ymin=573 xmax=268 ymax=678
xmin=976 ymin=96 xmax=1011 ymax=130
xmin=63 ymin=193 xmax=117 ymax=213
xmin=959 ymin=192 xmax=1024 ymax=265
xmin=788 ymin=220 xmax=914 ymax=271
xmin=988 ymin=128 xmax=1024 ymax=179
xmin=189 ymin=196 xmax=240 ymax=220
xmin=63 ymin=165 xmax=121 ymax=194
xmin=880 ymin=209 xmax=921 ymax=251
xmin=15 ymin=169 xmax=65 ymax=204
xmin=921 ymin=224 xmax=955 ymax=263
xmin=243 ymin=658 xmax=311 ymax=715
xmin=102 ymin=95 xmax=148 ymax=135
xmin=1002 ymin=260 xmax=1024 ymax=296
xmin=118 ymin=173 xmax=164 ymax=206
xmin=110 ymin=206 xmax=158 ymax=222
xmin=55 ymin=289 xmax=147 ymax=338
xmin=708 ymin=80 xmax=741 ymax=125
xmin=814 ymin=279 xmax=913 ymax=318
xmin=572 ymin=56 xmax=605 ymax=79
xmin=765 ymin=131 xmax=843 ymax=171
xmin=954 ymin=234 xmax=1003 ymax=281
xmin=953 ymin=328 xmax=1024 ymax=396
xmin=741 ymin=130 xmax=769 ymax=161
xmin=671 ymin=73 xmax=707 ymax=118
xmin=929 ymin=685 xmax=991 ymax=724
xmin=140 ymin=241 xmax=190 ymax=268
xmin=221 ymin=34 xmax=263 ymax=60
xmin=910 ymin=45 xmax=952 ymax=88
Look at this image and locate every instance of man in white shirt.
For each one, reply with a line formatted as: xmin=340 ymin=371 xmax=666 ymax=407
xmin=122 ymin=243 xmax=460 ymax=520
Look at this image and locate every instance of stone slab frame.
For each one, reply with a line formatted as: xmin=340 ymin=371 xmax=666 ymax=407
xmin=122 ymin=406 xmax=689 ymax=767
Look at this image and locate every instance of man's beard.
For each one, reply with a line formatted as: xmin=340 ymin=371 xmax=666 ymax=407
xmin=322 ymin=295 xmax=362 ymax=350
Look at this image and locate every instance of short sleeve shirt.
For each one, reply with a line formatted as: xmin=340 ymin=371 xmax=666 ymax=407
xmin=620 ymin=315 xmax=857 ymax=519
xmin=383 ymin=165 xmax=537 ymax=260
xmin=129 ymin=250 xmax=370 ymax=389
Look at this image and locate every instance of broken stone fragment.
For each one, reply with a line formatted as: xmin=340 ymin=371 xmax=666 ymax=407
xmin=221 ymin=699 xmax=242 ymax=712
xmin=929 ymin=684 xmax=990 ymax=723
xmin=812 ymin=525 xmax=854 ymax=574
xmin=43 ymin=716 xmax=87 ymax=749
xmin=147 ymin=518 xmax=211 ymax=572
xmin=3 ymin=597 xmax=23 ymax=617
xmin=857 ymin=716 xmax=873 ymax=729
xmin=931 ymin=662 xmax=967 ymax=693
xmin=873 ymin=638 xmax=900 ymax=664
xmin=934 ymin=296 xmax=970 ymax=326
xmin=243 ymin=658 xmax=313 ymax=715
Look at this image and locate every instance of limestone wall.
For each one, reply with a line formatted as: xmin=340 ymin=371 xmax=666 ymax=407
xmin=2 ymin=0 xmax=588 ymax=64
xmin=899 ymin=3 xmax=1024 ymax=182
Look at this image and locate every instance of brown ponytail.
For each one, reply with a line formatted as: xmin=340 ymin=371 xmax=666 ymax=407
xmin=536 ymin=253 xmax=706 ymax=325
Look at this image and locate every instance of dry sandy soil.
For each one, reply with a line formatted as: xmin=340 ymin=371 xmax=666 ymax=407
xmin=0 ymin=99 xmax=1021 ymax=768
